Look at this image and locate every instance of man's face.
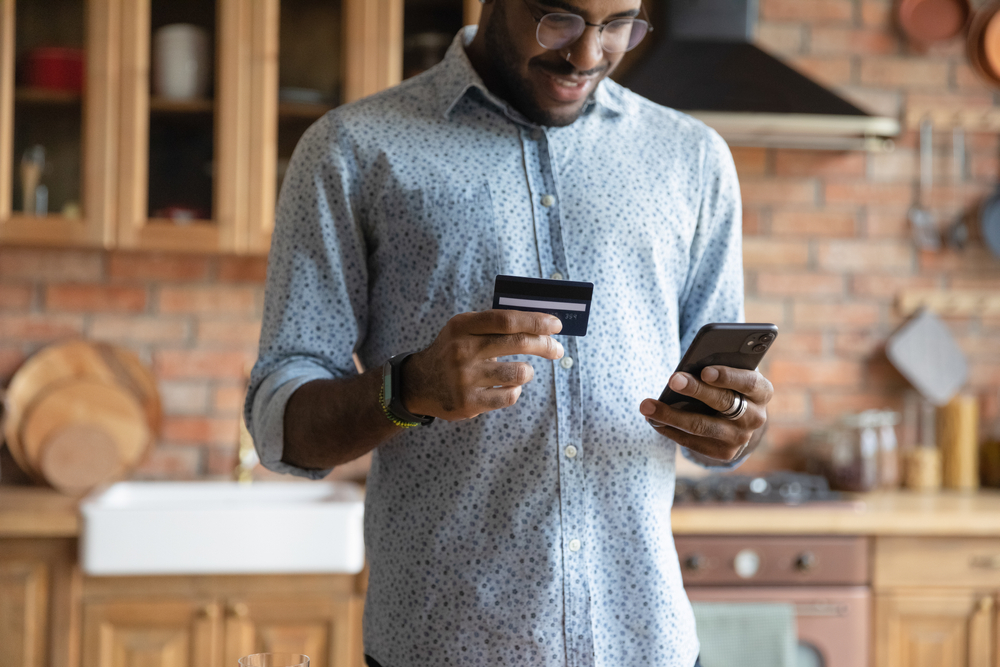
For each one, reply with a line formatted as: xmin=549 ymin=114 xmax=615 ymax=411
xmin=483 ymin=0 xmax=642 ymax=127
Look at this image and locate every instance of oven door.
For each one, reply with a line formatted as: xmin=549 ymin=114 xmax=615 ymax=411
xmin=686 ymin=586 xmax=870 ymax=667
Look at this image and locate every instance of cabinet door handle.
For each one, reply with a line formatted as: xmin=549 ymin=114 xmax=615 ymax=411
xmin=969 ymin=555 xmax=1000 ymax=570
xmin=969 ymin=596 xmax=995 ymax=667
xmin=200 ymin=603 xmax=220 ymax=620
xmin=227 ymin=602 xmax=250 ymax=618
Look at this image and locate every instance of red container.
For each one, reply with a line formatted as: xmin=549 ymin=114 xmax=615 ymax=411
xmin=24 ymin=47 xmax=85 ymax=93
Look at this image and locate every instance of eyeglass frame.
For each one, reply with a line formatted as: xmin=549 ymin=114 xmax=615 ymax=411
xmin=518 ymin=0 xmax=654 ymax=54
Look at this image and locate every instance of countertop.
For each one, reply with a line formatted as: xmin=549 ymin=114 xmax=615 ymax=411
xmin=0 ymin=487 xmax=80 ymax=537
xmin=6 ymin=486 xmax=1000 ymax=539
xmin=671 ymin=489 xmax=1000 ymax=536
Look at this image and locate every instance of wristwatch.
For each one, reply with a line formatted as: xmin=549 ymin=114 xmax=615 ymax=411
xmin=380 ymin=352 xmax=434 ymax=428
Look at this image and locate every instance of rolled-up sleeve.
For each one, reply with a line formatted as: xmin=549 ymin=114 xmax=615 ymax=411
xmin=676 ymin=128 xmax=749 ymax=470
xmin=244 ymin=114 xmax=369 ymax=478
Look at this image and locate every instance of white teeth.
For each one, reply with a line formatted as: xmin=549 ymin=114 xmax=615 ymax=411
xmin=554 ymin=78 xmax=582 ymax=88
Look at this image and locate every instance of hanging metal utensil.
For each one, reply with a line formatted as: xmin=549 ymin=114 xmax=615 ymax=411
xmin=910 ymin=118 xmax=941 ymax=251
xmin=947 ymin=126 xmax=970 ymax=249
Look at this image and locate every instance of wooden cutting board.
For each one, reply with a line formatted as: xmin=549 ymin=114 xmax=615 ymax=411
xmin=3 ymin=341 xmax=161 ymax=493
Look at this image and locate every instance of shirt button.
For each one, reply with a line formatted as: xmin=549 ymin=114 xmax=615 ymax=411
xmin=549 ymin=272 xmax=564 ymax=280
xmin=565 ymin=445 xmax=578 ymax=459
xmin=559 ymin=356 xmax=574 ymax=370
xmin=531 ymin=128 xmax=543 ymax=141
xmin=541 ymin=194 xmax=556 ymax=207
xmin=569 ymin=539 xmax=581 ymax=552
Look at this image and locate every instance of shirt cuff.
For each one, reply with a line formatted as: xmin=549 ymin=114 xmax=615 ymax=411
xmin=249 ymin=360 xmax=338 ymax=480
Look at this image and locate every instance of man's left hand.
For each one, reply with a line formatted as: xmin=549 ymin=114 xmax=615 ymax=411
xmin=639 ymin=366 xmax=773 ymax=462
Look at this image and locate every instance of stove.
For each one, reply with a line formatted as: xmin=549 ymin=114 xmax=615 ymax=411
xmin=673 ymin=472 xmax=870 ymax=666
xmin=674 ymin=471 xmax=841 ymax=506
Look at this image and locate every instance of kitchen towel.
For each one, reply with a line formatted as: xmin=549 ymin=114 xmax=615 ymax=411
xmin=691 ymin=602 xmax=797 ymax=667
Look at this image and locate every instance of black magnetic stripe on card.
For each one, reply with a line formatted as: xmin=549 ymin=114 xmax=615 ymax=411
xmin=493 ymin=276 xmax=593 ymax=301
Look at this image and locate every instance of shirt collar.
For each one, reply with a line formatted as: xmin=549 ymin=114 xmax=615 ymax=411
xmin=436 ymin=26 xmax=625 ymax=124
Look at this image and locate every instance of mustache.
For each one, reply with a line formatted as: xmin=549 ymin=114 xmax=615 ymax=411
xmin=530 ymin=58 xmax=609 ymax=78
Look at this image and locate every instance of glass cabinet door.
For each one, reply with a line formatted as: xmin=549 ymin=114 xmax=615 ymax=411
xmin=244 ymin=0 xmax=403 ymax=254
xmin=0 ymin=0 xmax=117 ymax=246
xmin=117 ymin=0 xmax=247 ymax=252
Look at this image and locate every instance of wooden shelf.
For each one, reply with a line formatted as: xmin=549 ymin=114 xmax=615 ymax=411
xmin=278 ymin=100 xmax=336 ymax=119
xmin=15 ymin=87 xmax=82 ymax=105
xmin=149 ymin=97 xmax=214 ymax=114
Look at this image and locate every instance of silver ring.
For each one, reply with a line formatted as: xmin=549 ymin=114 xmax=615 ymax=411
xmin=720 ymin=392 xmax=748 ymax=421
xmin=718 ymin=391 xmax=739 ymax=417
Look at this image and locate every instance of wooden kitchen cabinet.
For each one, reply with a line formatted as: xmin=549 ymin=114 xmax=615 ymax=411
xmin=0 ymin=0 xmax=403 ymax=254
xmin=81 ymin=598 xmax=222 ymax=667
xmin=875 ymin=590 xmax=997 ymax=667
xmin=0 ymin=538 xmax=80 ymax=667
xmin=80 ymin=573 xmax=365 ymax=667
xmin=874 ymin=536 xmax=1000 ymax=667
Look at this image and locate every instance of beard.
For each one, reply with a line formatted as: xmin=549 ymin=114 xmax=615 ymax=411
xmin=483 ymin=1 xmax=606 ymax=127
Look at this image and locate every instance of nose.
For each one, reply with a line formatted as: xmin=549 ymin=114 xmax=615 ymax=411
xmin=564 ymin=25 xmax=604 ymax=73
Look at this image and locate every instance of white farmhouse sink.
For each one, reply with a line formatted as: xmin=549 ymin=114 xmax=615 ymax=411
xmin=80 ymin=481 xmax=364 ymax=576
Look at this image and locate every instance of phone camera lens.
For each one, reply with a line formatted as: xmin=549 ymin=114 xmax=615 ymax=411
xmin=760 ymin=334 xmax=775 ymax=344
xmin=753 ymin=344 xmax=768 ymax=353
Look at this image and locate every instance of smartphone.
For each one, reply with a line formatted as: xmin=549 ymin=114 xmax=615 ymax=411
xmin=658 ymin=323 xmax=778 ymax=416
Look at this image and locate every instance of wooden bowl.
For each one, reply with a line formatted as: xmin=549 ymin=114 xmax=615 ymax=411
xmin=3 ymin=341 xmax=161 ymax=493
xmin=899 ymin=0 xmax=971 ymax=44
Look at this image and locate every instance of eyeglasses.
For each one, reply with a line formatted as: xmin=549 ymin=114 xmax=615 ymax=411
xmin=521 ymin=0 xmax=652 ymax=54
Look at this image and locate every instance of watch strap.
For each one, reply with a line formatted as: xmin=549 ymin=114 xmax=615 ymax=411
xmin=381 ymin=353 xmax=434 ymax=427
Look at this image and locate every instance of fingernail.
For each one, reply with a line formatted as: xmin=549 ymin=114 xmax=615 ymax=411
xmin=639 ymin=401 xmax=655 ymax=415
xmin=549 ymin=316 xmax=563 ymax=333
xmin=669 ymin=373 xmax=688 ymax=391
xmin=702 ymin=367 xmax=720 ymax=382
xmin=556 ymin=341 xmax=565 ymax=358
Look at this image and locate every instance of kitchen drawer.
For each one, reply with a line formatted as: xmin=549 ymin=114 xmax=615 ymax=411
xmin=875 ymin=537 xmax=1000 ymax=589
xmin=674 ymin=536 xmax=869 ymax=586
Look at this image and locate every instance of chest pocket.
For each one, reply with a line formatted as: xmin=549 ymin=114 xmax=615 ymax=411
xmin=375 ymin=181 xmax=500 ymax=315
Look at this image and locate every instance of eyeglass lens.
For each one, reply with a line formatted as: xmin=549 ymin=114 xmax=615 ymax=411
xmin=536 ymin=14 xmax=649 ymax=53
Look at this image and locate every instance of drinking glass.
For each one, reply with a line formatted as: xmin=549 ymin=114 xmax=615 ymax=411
xmin=238 ymin=654 xmax=309 ymax=667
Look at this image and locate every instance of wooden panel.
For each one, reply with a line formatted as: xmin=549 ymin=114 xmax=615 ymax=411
xmin=245 ymin=0 xmax=278 ymax=254
xmin=0 ymin=0 xmax=119 ymax=247
xmin=875 ymin=537 xmax=1000 ymax=589
xmin=81 ymin=599 xmax=221 ymax=667
xmin=214 ymin=0 xmax=250 ymax=254
xmin=463 ymin=0 xmax=481 ymax=26
xmin=221 ymin=595 xmax=362 ymax=667
xmin=0 ymin=0 xmax=14 ymax=219
xmin=342 ymin=0 xmax=402 ymax=103
xmin=874 ymin=590 xmax=996 ymax=667
xmin=0 ymin=537 xmax=79 ymax=667
xmin=116 ymin=0 xmax=247 ymax=252
xmin=0 ymin=559 xmax=49 ymax=667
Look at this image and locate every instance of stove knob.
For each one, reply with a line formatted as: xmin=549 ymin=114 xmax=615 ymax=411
xmin=795 ymin=551 xmax=817 ymax=572
xmin=733 ymin=549 xmax=761 ymax=579
xmin=684 ymin=554 xmax=708 ymax=572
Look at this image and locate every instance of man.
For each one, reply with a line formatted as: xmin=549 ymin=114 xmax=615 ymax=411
xmin=246 ymin=0 xmax=773 ymax=665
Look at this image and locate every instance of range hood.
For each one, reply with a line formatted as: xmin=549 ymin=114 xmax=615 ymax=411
xmin=620 ymin=0 xmax=900 ymax=151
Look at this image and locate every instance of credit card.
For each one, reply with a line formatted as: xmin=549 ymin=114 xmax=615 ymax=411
xmin=492 ymin=274 xmax=594 ymax=336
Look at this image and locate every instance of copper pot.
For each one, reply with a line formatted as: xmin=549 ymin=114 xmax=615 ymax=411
xmin=968 ymin=1 xmax=1000 ymax=85
xmin=898 ymin=0 xmax=971 ymax=45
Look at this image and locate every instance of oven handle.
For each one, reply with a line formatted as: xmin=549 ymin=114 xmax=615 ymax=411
xmin=793 ymin=603 xmax=849 ymax=617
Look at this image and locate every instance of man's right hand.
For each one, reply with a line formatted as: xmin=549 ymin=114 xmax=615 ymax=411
xmin=402 ymin=309 xmax=565 ymax=421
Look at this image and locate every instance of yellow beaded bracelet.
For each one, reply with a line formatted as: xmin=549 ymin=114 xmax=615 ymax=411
xmin=379 ymin=384 xmax=422 ymax=429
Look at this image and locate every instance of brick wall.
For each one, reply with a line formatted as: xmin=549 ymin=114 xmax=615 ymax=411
xmin=0 ymin=248 xmax=266 ymax=479
xmin=2 ymin=0 xmax=1000 ymax=481
xmin=742 ymin=0 xmax=1000 ymax=469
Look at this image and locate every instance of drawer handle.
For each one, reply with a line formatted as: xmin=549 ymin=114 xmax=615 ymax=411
xmin=970 ymin=555 xmax=1000 ymax=570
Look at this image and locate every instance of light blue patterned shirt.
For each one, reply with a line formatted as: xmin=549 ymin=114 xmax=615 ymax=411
xmin=247 ymin=27 xmax=744 ymax=667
